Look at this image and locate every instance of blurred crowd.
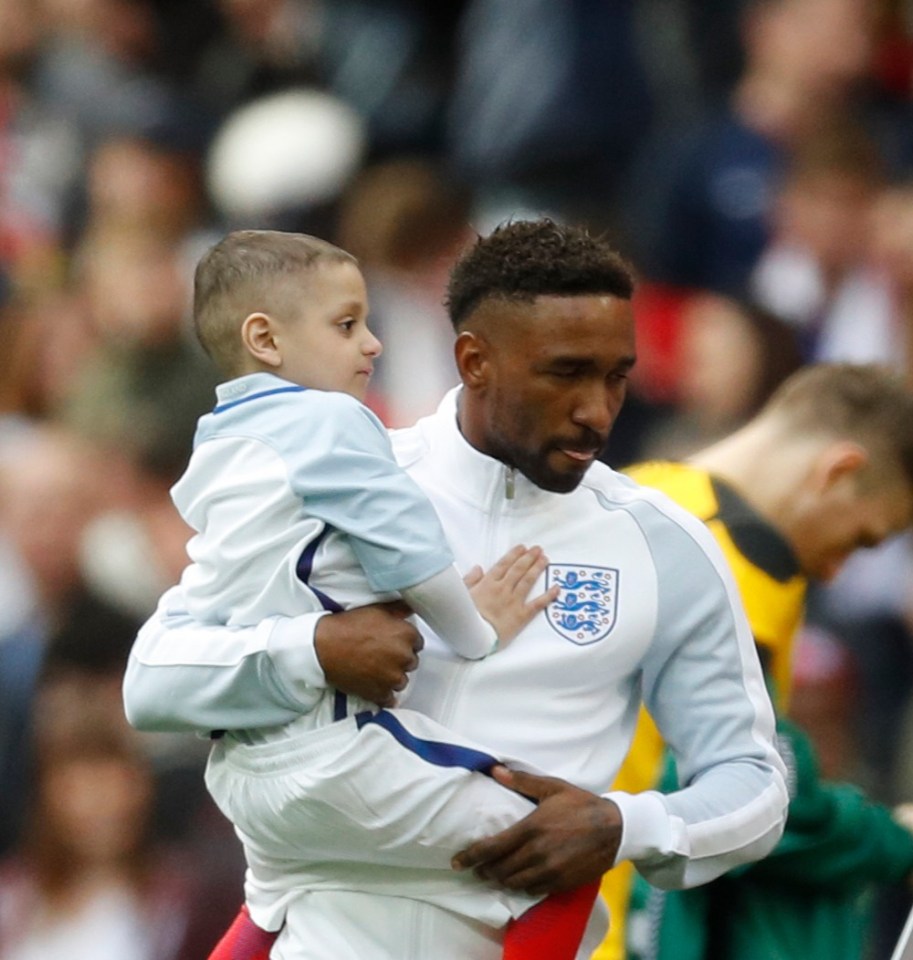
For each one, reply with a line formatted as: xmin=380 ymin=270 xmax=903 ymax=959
xmin=2 ymin=0 xmax=913 ymax=957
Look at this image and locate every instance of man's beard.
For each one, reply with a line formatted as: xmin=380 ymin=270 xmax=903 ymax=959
xmin=493 ymin=438 xmax=600 ymax=494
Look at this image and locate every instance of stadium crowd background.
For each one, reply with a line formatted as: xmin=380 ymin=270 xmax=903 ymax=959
xmin=2 ymin=0 xmax=913 ymax=957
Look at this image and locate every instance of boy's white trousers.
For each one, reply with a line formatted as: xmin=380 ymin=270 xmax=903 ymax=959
xmin=205 ymin=707 xmax=542 ymax=933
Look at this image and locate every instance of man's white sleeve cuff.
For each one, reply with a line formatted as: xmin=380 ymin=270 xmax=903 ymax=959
xmin=265 ymin=611 xmax=332 ymax=701
xmin=604 ymin=790 xmax=688 ymax=866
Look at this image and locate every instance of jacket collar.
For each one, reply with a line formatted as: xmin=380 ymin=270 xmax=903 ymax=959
xmin=214 ymin=372 xmax=297 ymax=407
xmin=422 ymin=388 xmax=556 ymax=509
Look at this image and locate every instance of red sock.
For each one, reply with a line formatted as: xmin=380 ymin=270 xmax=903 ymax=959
xmin=502 ymin=881 xmax=601 ymax=960
xmin=207 ymin=905 xmax=280 ymax=960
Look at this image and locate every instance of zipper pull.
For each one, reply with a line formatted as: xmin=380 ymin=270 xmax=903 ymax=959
xmin=505 ymin=466 xmax=515 ymax=500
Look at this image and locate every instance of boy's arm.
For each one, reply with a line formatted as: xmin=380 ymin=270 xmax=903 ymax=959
xmin=401 ymin=565 xmax=497 ymax=659
xmin=123 ymin=586 xmax=422 ymax=733
xmin=401 ymin=547 xmax=556 ymax=658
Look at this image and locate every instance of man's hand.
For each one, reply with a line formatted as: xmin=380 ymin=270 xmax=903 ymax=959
xmin=313 ymin=602 xmax=423 ymax=707
xmin=452 ymin=766 xmax=622 ymax=896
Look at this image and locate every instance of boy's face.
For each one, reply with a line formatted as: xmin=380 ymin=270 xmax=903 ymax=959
xmin=274 ymin=260 xmax=381 ymax=400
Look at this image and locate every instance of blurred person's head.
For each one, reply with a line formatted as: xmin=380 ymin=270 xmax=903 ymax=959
xmin=0 ymin=288 xmax=97 ymax=418
xmin=0 ymin=0 xmax=44 ymax=79
xmin=738 ymin=0 xmax=875 ymax=142
xmin=85 ymin=136 xmax=204 ymax=241
xmin=77 ymin=228 xmax=190 ymax=348
xmin=61 ymin=229 xmax=219 ymax=482
xmin=869 ymin=182 xmax=913 ymax=291
xmin=743 ymin=0 xmax=873 ymax=95
xmin=39 ymin=0 xmax=159 ymax=64
xmin=675 ymin=292 xmax=804 ymax=431
xmin=23 ymin=670 xmax=156 ymax=896
xmin=0 ymin=425 xmax=105 ymax=604
xmin=771 ymin=119 xmax=884 ymax=282
xmin=193 ymin=229 xmax=381 ymax=395
xmin=215 ymin=0 xmax=304 ymax=55
xmin=336 ymin=157 xmax=474 ymax=293
xmin=696 ymin=363 xmax=913 ymax=581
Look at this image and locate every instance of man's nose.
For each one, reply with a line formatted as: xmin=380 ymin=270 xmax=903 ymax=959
xmin=571 ymin=385 xmax=615 ymax=435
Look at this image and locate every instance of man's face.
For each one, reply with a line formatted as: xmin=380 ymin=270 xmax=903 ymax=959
xmin=463 ymin=294 xmax=636 ymax=493
xmin=793 ymin=473 xmax=913 ymax=581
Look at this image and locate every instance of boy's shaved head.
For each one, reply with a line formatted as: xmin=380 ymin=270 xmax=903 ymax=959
xmin=193 ymin=230 xmax=356 ymax=376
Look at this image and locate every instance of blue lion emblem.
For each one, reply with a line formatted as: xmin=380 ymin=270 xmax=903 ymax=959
xmin=546 ymin=564 xmax=618 ymax=645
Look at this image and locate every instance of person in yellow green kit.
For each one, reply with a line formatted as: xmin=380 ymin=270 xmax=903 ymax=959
xmin=597 ymin=362 xmax=913 ymax=960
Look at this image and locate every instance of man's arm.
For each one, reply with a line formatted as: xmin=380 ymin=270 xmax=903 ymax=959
xmin=631 ymin=504 xmax=788 ymax=890
xmin=123 ymin=585 xmax=423 ymax=732
xmin=454 ymin=502 xmax=787 ymax=897
xmin=738 ymin=718 xmax=913 ymax=891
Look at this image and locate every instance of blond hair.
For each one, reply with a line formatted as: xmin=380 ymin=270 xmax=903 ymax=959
xmin=763 ymin=363 xmax=913 ymax=489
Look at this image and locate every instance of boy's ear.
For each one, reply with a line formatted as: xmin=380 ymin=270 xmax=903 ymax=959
xmin=241 ymin=313 xmax=281 ymax=367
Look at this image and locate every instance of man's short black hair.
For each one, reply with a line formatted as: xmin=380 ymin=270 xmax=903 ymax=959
xmin=445 ymin=218 xmax=636 ymax=330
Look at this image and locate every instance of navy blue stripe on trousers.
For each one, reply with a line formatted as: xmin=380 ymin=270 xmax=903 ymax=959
xmin=296 ymin=527 xmax=349 ymax=722
xmin=355 ymin=709 xmax=499 ymax=775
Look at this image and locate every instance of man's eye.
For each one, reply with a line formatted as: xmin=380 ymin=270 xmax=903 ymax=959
xmin=339 ymin=319 xmax=356 ymax=332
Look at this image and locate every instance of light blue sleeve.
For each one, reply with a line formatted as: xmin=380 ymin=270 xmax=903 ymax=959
xmin=277 ymin=393 xmax=454 ymax=593
xmin=619 ymin=498 xmax=787 ymax=888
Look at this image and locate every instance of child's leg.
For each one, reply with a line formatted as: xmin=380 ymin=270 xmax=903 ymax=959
xmin=503 ymin=881 xmax=602 ymax=960
xmin=206 ymin=711 xmax=539 ymax=876
xmin=207 ymin=904 xmax=278 ymax=960
xmin=205 ymin=888 xmax=603 ymax=960
xmin=206 ymin=708 xmax=594 ymax=947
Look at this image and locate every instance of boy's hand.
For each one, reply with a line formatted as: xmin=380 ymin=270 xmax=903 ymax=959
xmin=464 ymin=545 xmax=558 ymax=649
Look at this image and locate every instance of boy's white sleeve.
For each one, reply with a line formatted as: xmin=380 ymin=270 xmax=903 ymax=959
xmin=401 ymin=564 xmax=497 ymax=660
xmin=123 ymin=585 xmax=331 ymax=733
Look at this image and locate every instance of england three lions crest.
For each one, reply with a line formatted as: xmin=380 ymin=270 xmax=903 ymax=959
xmin=547 ymin=564 xmax=618 ymax=645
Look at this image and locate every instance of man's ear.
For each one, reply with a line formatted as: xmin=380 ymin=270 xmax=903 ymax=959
xmin=814 ymin=440 xmax=869 ymax=493
xmin=241 ymin=312 xmax=281 ymax=367
xmin=454 ymin=330 xmax=490 ymax=389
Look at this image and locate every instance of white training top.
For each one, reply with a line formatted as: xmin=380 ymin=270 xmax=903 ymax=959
xmin=126 ymin=387 xmax=787 ymax=893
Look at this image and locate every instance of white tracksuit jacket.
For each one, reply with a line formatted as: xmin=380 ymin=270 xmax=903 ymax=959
xmin=124 ymin=388 xmax=787 ymax=958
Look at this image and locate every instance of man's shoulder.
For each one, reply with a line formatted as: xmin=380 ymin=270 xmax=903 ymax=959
xmin=584 ymin=459 xmax=684 ymax=509
xmin=387 ymin=406 xmax=442 ymax=468
xmin=581 ymin=459 xmax=638 ymax=495
xmin=623 ymin=460 xmax=718 ymax=521
xmin=585 ymin=461 xmax=729 ymax=555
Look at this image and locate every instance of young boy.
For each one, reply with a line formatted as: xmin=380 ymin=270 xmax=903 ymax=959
xmin=163 ymin=230 xmax=595 ymax=959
